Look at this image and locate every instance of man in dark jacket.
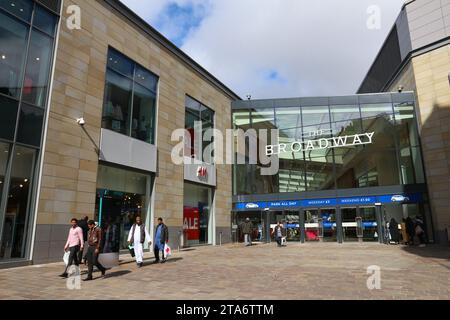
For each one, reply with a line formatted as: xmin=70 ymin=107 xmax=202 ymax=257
xmin=84 ymin=220 xmax=106 ymax=281
xmin=77 ymin=216 xmax=89 ymax=264
xmin=240 ymin=218 xmax=253 ymax=246
xmin=154 ymin=218 xmax=169 ymax=263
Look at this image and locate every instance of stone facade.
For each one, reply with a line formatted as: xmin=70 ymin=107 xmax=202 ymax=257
xmin=33 ymin=0 xmax=234 ymax=263
xmin=388 ymin=44 xmax=450 ymax=242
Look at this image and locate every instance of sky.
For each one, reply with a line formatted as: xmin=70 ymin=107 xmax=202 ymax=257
xmin=120 ymin=0 xmax=406 ymax=99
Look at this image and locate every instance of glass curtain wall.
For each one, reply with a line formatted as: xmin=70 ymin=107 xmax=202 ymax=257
xmin=0 ymin=0 xmax=59 ymax=261
xmin=233 ymin=94 xmax=424 ymax=196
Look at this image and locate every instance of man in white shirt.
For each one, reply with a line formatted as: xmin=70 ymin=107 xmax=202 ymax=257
xmin=127 ymin=216 xmax=151 ymax=268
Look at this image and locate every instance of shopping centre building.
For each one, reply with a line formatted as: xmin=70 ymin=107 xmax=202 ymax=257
xmin=0 ymin=0 xmax=238 ymax=267
xmin=0 ymin=0 xmax=448 ymax=267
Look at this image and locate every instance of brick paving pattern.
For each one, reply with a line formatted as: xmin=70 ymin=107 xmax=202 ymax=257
xmin=0 ymin=243 xmax=449 ymax=300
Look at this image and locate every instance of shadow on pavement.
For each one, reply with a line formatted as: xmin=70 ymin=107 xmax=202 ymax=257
xmin=103 ymin=270 xmax=132 ymax=279
xmin=401 ymin=244 xmax=450 ymax=262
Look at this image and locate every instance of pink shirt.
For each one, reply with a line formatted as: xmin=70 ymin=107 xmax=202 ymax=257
xmin=65 ymin=226 xmax=84 ymax=248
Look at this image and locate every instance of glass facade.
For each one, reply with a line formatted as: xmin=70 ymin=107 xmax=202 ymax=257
xmin=185 ymin=96 xmax=215 ymax=164
xmin=233 ymin=93 xmax=433 ymax=244
xmin=0 ymin=0 xmax=59 ymax=261
xmin=102 ymin=47 xmax=158 ymax=144
xmin=233 ymin=94 xmax=425 ymax=195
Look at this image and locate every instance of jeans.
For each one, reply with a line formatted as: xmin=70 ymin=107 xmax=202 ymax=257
xmin=244 ymin=234 xmax=252 ymax=246
xmin=86 ymin=246 xmax=106 ymax=278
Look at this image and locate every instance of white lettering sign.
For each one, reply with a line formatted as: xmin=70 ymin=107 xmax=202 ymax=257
xmin=266 ymin=132 xmax=375 ymax=156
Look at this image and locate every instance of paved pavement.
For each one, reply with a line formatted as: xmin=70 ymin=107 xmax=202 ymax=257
xmin=0 ymin=243 xmax=449 ymax=300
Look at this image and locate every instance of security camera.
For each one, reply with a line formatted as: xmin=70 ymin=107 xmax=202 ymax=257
xmin=77 ymin=118 xmax=86 ymax=126
xmin=398 ymin=86 xmax=404 ymax=93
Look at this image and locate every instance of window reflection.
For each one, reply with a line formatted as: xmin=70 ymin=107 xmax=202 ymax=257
xmin=0 ymin=146 xmax=35 ymax=259
xmin=232 ymin=99 xmax=425 ymax=195
xmin=22 ymin=30 xmax=53 ymax=107
xmin=185 ymin=96 xmax=215 ymax=164
xmin=0 ymin=11 xmax=29 ymax=98
xmin=102 ymin=48 xmax=158 ymax=144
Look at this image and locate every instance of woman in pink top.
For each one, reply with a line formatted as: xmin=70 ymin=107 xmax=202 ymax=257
xmin=59 ymin=218 xmax=84 ymax=278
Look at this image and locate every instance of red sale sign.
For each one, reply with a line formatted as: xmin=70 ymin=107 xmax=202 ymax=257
xmin=183 ymin=206 xmax=200 ymax=240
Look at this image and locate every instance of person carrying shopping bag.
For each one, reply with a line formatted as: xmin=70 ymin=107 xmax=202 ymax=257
xmin=127 ymin=216 xmax=151 ymax=268
xmin=154 ymin=217 xmax=169 ymax=264
xmin=59 ymin=218 xmax=84 ymax=278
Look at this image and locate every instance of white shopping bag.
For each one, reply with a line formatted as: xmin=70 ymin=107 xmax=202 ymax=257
xmin=63 ymin=251 xmax=70 ymax=266
xmin=164 ymin=244 xmax=172 ymax=258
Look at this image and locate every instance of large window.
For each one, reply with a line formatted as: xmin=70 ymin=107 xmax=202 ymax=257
xmin=0 ymin=0 xmax=59 ymax=262
xmin=102 ymin=48 xmax=158 ymax=144
xmin=95 ymin=164 xmax=152 ymax=252
xmin=185 ymin=96 xmax=215 ymax=164
xmin=232 ymin=94 xmax=426 ymax=196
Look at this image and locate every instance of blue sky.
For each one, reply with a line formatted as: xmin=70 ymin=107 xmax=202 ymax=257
xmin=121 ymin=0 xmax=406 ymax=99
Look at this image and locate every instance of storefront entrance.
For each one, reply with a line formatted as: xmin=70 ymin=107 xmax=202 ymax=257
xmin=234 ymin=206 xmax=382 ymax=243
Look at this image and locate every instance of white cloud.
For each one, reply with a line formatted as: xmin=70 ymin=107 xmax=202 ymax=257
xmin=121 ymin=0 xmax=406 ymax=99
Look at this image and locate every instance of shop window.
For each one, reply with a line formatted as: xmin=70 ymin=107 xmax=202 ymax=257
xmin=95 ymin=164 xmax=152 ymax=252
xmin=185 ymin=96 xmax=215 ymax=163
xmin=102 ymin=48 xmax=157 ymax=144
xmin=0 ymin=146 xmax=36 ymax=260
xmin=183 ymin=182 xmax=212 ymax=246
xmin=0 ymin=11 xmax=29 ymax=99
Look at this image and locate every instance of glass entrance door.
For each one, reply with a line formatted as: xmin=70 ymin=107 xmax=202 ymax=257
xmin=360 ymin=207 xmax=378 ymax=242
xmin=320 ymin=208 xmax=337 ymax=242
xmin=342 ymin=207 xmax=358 ymax=242
xmin=235 ymin=212 xmax=265 ymax=243
xmin=304 ymin=209 xmax=320 ymax=241
xmin=283 ymin=211 xmax=300 ymax=242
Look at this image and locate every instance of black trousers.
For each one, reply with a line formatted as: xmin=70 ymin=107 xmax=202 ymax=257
xmin=86 ymin=246 xmax=106 ymax=278
xmin=276 ymin=237 xmax=282 ymax=246
xmin=77 ymin=241 xmax=87 ymax=263
xmin=154 ymin=244 xmax=165 ymax=261
xmin=64 ymin=245 xmax=80 ymax=274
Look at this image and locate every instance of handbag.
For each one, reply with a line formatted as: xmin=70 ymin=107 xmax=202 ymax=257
xmin=128 ymin=245 xmax=135 ymax=258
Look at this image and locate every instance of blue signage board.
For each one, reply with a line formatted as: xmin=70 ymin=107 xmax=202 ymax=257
xmin=235 ymin=193 xmax=422 ymax=211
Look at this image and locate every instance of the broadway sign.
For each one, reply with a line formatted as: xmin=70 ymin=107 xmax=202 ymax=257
xmin=266 ymin=132 xmax=375 ymax=156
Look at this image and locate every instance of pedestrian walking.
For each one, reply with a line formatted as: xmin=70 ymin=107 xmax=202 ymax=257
xmin=59 ymin=218 xmax=84 ymax=278
xmin=240 ymin=218 xmax=253 ymax=246
xmin=77 ymin=216 xmax=89 ymax=264
xmin=154 ymin=217 xmax=169 ymax=263
xmin=127 ymin=216 xmax=151 ymax=268
xmin=84 ymin=220 xmax=106 ymax=281
xmin=274 ymin=221 xmax=285 ymax=247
